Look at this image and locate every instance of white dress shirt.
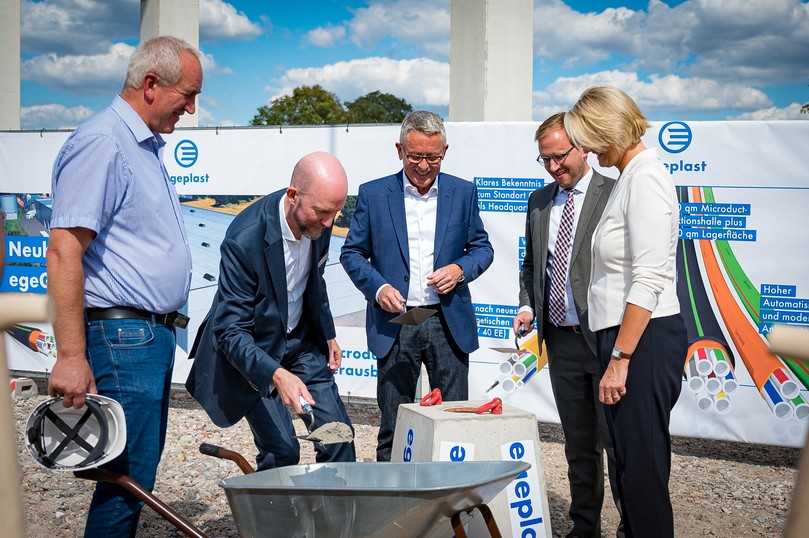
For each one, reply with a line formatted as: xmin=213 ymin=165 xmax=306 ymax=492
xmin=403 ymin=174 xmax=440 ymax=306
xmin=520 ymin=169 xmax=593 ymax=326
xmin=279 ymin=194 xmax=312 ymax=333
xmin=588 ymin=148 xmax=680 ymax=332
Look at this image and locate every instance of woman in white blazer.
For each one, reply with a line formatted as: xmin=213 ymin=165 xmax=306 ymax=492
xmin=564 ymin=86 xmax=687 ymax=538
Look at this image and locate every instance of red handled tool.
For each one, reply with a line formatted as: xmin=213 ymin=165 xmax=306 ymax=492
xmin=444 ymin=398 xmax=503 ymax=415
xmin=419 ymin=388 xmax=443 ymax=406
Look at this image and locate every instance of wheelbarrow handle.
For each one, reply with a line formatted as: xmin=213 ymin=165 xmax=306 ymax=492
xmin=199 ymin=442 xmax=255 ymax=475
xmin=74 ymin=468 xmax=207 ymax=538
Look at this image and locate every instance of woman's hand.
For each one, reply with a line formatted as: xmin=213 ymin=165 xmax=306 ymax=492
xmin=600 ymin=358 xmax=629 ymax=405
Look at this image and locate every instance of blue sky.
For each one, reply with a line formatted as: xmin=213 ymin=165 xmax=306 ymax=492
xmin=19 ymin=0 xmax=809 ymax=129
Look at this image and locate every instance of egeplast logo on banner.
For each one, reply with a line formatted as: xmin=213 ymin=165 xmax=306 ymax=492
xmin=658 ymin=121 xmax=708 ymax=176
xmin=169 ymin=139 xmax=210 ymax=186
xmin=174 ymin=139 xmax=198 ymax=167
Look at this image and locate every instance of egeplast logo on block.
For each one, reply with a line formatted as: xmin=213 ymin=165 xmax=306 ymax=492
xmin=403 ymin=428 xmax=414 ymax=462
xmin=174 ymin=139 xmax=198 ymax=167
xmin=658 ymin=121 xmax=708 ymax=176
xmin=170 ymin=139 xmax=210 ymax=186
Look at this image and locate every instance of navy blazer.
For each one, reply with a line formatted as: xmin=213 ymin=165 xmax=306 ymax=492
xmin=340 ymin=171 xmax=493 ymax=358
xmin=186 ymin=189 xmax=336 ymax=428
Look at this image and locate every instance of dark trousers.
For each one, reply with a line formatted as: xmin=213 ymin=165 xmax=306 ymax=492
xmin=376 ymin=309 xmax=468 ymax=461
xmin=545 ymin=323 xmax=623 ymax=538
xmin=596 ymin=314 xmax=687 ymax=538
xmin=244 ymin=322 xmax=355 ymax=470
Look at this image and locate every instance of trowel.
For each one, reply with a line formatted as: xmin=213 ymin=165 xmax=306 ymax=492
xmin=296 ymin=395 xmax=354 ymax=445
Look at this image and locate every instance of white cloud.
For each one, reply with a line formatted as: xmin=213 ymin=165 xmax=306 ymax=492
xmin=22 ymin=43 xmax=135 ymax=91
xmin=22 ymin=43 xmax=227 ymax=91
xmin=271 ymin=57 xmax=449 ymax=106
xmin=21 ymin=104 xmax=94 ymax=129
xmin=21 ymin=0 xmax=138 ymax=55
xmin=200 ymin=0 xmax=262 ymax=40
xmin=534 ymin=0 xmax=809 ymax=85
xmin=533 ymin=70 xmax=772 ymax=119
xmin=346 ymin=0 xmax=450 ymax=56
xmin=306 ymin=25 xmax=347 ymax=47
xmin=734 ymin=103 xmax=808 ymax=120
xmin=21 ymin=0 xmax=260 ymax=56
xmin=535 ymin=0 xmax=641 ymax=66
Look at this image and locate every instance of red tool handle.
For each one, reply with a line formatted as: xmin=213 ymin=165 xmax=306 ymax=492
xmin=419 ymin=387 xmax=443 ymax=406
xmin=475 ymin=397 xmax=503 ymax=415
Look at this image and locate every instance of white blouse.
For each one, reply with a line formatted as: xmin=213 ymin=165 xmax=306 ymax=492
xmin=587 ymin=148 xmax=681 ymax=332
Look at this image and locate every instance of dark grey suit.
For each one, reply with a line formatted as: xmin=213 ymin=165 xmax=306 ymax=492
xmin=519 ymin=170 xmax=623 ymax=538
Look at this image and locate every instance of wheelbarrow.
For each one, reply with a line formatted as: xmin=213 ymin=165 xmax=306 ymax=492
xmin=75 ymin=443 xmax=530 ymax=538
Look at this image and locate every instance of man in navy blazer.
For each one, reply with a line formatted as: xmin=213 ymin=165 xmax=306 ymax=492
xmin=187 ymin=152 xmax=355 ymax=470
xmin=341 ymin=111 xmax=493 ymax=460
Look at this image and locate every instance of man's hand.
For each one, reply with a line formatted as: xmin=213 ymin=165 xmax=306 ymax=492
xmin=48 ymin=356 xmax=97 ymax=409
xmin=377 ymin=284 xmax=406 ymax=314
xmin=327 ymin=338 xmax=342 ymax=372
xmin=599 ymin=359 xmax=629 ymax=405
xmin=272 ymin=367 xmax=315 ymax=415
xmin=427 ymin=264 xmax=463 ymax=295
xmin=512 ymin=311 xmax=534 ymax=337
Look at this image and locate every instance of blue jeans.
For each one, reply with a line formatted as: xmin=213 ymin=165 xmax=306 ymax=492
xmin=82 ymin=318 xmax=176 ymax=538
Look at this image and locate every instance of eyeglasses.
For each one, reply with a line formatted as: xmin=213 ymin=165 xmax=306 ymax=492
xmin=404 ymin=153 xmax=444 ymax=165
xmin=537 ymin=146 xmax=575 ymax=166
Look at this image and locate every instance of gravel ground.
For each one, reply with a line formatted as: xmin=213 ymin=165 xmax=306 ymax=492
xmin=13 ymin=393 xmax=800 ymax=537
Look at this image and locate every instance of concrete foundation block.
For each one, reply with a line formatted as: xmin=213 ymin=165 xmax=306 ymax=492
xmin=392 ymin=401 xmax=552 ymax=538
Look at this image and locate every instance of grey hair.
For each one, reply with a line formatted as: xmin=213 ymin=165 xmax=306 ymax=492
xmin=123 ymin=36 xmax=202 ymax=90
xmin=399 ymin=110 xmax=446 ymax=146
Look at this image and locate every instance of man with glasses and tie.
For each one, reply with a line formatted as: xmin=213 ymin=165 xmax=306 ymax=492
xmin=513 ymin=113 xmax=624 ymax=538
xmin=341 ymin=110 xmax=493 ymax=461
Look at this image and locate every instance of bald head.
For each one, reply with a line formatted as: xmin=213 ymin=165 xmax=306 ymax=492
xmin=285 ymin=151 xmax=348 ymax=240
xmin=290 ymin=151 xmax=348 ymax=200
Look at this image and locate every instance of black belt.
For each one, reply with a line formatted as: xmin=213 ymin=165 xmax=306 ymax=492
xmin=85 ymin=306 xmax=188 ymax=329
xmin=551 ymin=324 xmax=582 ymax=335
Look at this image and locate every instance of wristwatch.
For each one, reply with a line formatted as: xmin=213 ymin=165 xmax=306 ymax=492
xmin=611 ymin=346 xmax=632 ymax=360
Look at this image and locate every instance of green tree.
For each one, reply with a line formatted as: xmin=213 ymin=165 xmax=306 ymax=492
xmin=251 ymin=85 xmax=347 ymax=126
xmin=334 ymin=195 xmax=357 ymax=228
xmin=345 ymin=91 xmax=413 ymax=123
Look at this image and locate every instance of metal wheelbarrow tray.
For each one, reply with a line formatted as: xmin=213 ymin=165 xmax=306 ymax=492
xmin=221 ymin=460 xmax=531 ymax=538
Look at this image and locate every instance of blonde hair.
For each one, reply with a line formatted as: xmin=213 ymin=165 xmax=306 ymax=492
xmin=563 ymin=86 xmax=650 ymax=154
xmin=534 ymin=112 xmax=565 ymax=142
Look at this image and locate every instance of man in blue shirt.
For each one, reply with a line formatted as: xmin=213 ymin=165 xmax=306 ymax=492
xmin=46 ymin=36 xmax=202 ymax=537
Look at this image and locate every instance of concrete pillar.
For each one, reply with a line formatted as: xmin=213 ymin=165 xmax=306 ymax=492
xmin=140 ymin=0 xmax=200 ymax=128
xmin=0 ymin=0 xmax=21 ymax=130
xmin=449 ymin=0 xmax=533 ymax=121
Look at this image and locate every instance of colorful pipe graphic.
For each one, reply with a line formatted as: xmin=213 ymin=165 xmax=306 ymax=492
xmin=6 ymin=324 xmax=57 ymax=359
xmin=761 ymin=378 xmax=793 ymax=420
xmin=685 ymin=357 xmax=705 ymax=393
xmin=723 ymin=370 xmax=738 ymax=394
xmin=692 ymin=188 xmax=791 ymax=393
xmin=713 ymin=391 xmax=732 ymax=415
xmin=705 ymin=372 xmax=722 ymax=395
xmin=790 ymin=394 xmax=809 ymax=421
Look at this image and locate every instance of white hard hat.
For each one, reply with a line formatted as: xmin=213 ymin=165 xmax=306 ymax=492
xmin=26 ymin=394 xmax=127 ymax=472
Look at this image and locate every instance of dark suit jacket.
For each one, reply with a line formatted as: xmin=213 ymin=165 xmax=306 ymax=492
xmin=518 ymin=170 xmax=615 ymax=353
xmin=186 ymin=189 xmax=336 ymax=427
xmin=340 ymin=171 xmax=493 ymax=358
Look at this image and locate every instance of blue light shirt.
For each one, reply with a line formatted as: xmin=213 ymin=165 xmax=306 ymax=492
xmin=50 ymin=96 xmax=192 ymax=313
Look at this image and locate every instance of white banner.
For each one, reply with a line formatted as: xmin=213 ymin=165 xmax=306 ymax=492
xmin=2 ymin=120 xmax=808 ymax=447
